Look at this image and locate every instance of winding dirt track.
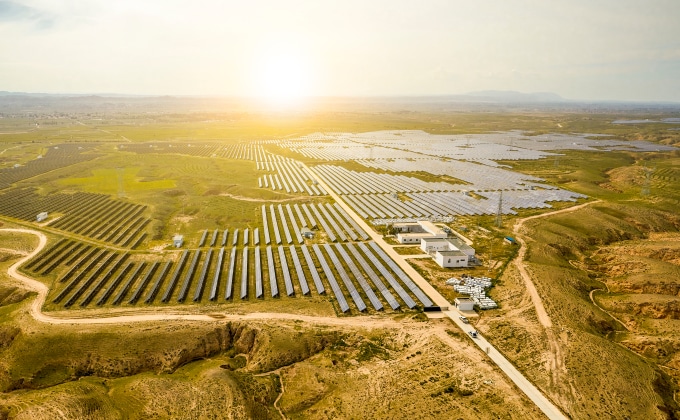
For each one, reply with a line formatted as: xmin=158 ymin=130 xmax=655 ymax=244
xmin=0 ymin=228 xmax=399 ymax=328
xmin=512 ymin=200 xmax=601 ymax=328
xmin=511 ymin=199 xmax=601 ymax=409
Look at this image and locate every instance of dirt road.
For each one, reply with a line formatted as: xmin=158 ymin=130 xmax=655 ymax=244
xmin=511 ymin=199 xmax=600 ymax=410
xmin=0 ymin=228 xmax=405 ymax=329
xmin=512 ymin=200 xmax=600 ymax=328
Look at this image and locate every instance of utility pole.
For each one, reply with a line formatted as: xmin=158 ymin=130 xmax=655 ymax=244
xmin=495 ymin=191 xmax=503 ymax=228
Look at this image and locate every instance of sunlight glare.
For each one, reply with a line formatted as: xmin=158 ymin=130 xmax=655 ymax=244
xmin=253 ymin=44 xmax=313 ymax=107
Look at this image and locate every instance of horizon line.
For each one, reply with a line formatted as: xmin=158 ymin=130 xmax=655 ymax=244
xmin=1 ymin=90 xmax=679 ymax=105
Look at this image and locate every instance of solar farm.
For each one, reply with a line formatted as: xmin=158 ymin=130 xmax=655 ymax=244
xmin=29 ymin=206 xmax=433 ymax=313
xmin=3 ymin=129 xmax=671 ymax=316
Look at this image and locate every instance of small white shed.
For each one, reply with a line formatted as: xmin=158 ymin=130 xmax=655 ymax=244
xmin=454 ymin=298 xmax=475 ymax=311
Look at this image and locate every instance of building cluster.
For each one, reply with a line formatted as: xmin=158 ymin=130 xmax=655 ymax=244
xmin=393 ymin=221 xmax=476 ymax=268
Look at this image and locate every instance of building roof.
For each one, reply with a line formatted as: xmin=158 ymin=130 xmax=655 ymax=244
xmin=421 ymin=236 xmax=449 ymax=243
xmin=393 ymin=222 xmax=420 ymax=228
xmin=437 ymin=249 xmax=467 ymax=257
xmin=417 ymin=220 xmax=447 ymax=236
xmin=173 ymin=234 xmax=183 ymax=241
xmin=398 ymin=232 xmax=431 ymax=238
xmin=448 ymin=237 xmax=474 ymax=252
xmin=454 ymin=297 xmax=474 ymax=303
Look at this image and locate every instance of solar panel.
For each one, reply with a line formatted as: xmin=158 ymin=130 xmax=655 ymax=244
xmin=262 ymin=205 xmax=271 ymax=244
xmin=253 ymin=227 xmax=260 ymax=245
xmin=80 ymin=253 xmax=129 ymax=306
xmin=193 ymin=248 xmax=213 ymax=301
xmin=356 ymin=242 xmax=416 ymax=309
xmin=302 ymin=204 xmax=317 ymax=228
xmin=240 ymin=246 xmax=248 ymax=299
xmin=144 ymin=260 xmax=172 ymax=304
xmin=97 ymin=262 xmax=133 ymax=305
xmin=367 ymin=241 xmax=433 ymax=307
xmin=270 ymin=204 xmax=282 ymax=244
xmin=161 ymin=250 xmax=189 ymax=302
xmin=232 ymin=228 xmax=239 ymax=246
xmin=289 ymin=246 xmax=310 ymax=295
xmin=278 ymin=246 xmax=294 ymax=296
xmin=300 ymin=245 xmax=325 ymax=295
xmin=54 ymin=249 xmax=107 ymax=302
xmin=331 ymin=244 xmax=385 ymax=311
xmin=325 ymin=203 xmax=356 ymax=241
xmin=210 ymin=229 xmax=219 ymax=247
xmin=322 ymin=244 xmax=366 ymax=311
xmin=294 ymin=203 xmax=307 ymax=227
xmin=255 ymin=246 xmax=263 ymax=298
xmin=64 ymin=252 xmax=118 ymax=307
xmin=198 ymin=230 xmax=208 ymax=247
xmin=209 ymin=247 xmax=224 ymax=301
xmin=128 ymin=261 xmax=160 ymax=304
xmin=346 ymin=243 xmax=399 ymax=309
xmin=277 ymin=204 xmax=293 ymax=244
xmin=178 ymin=250 xmax=201 ymax=302
xmin=286 ymin=204 xmax=304 ymax=244
xmin=310 ymin=204 xmax=336 ymax=242
xmin=333 ymin=203 xmax=370 ymax=240
xmin=222 ymin=229 xmax=229 ymax=246
xmin=113 ymin=262 xmax=146 ymax=305
xmin=318 ymin=204 xmax=346 ymax=241
xmin=312 ymin=244 xmax=349 ymax=312
xmin=243 ymin=228 xmax=250 ymax=245
xmin=266 ymin=246 xmax=278 ymax=297
xmin=225 ymin=247 xmax=237 ymax=300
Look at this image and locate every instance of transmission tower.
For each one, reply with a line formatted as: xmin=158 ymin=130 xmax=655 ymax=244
xmin=495 ymin=191 xmax=503 ymax=228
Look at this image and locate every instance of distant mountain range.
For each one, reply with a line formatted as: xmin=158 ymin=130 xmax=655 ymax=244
xmin=462 ymin=90 xmax=566 ymax=102
xmin=0 ymin=90 xmax=567 ymax=102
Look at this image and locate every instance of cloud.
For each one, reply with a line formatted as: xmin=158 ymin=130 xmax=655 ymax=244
xmin=0 ymin=0 xmax=54 ymax=28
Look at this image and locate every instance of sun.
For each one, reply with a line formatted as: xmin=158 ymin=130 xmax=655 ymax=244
xmin=253 ymin=45 xmax=313 ymax=107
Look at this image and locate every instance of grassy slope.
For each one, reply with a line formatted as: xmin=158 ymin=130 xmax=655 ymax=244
xmin=478 ymin=145 xmax=680 ymax=419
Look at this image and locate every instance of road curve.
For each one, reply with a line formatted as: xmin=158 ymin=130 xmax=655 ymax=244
xmin=0 ymin=228 xmax=404 ymax=328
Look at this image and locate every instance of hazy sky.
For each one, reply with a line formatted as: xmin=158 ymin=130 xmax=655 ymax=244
xmin=1 ymin=0 xmax=679 ymax=101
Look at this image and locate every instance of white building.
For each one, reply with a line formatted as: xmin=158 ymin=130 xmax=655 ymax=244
xmin=36 ymin=212 xmax=48 ymax=222
xmin=421 ymin=237 xmax=475 ymax=268
xmin=395 ymin=221 xmax=447 ymax=244
xmin=173 ymin=234 xmax=184 ymax=248
xmin=436 ymin=250 xmax=469 ymax=268
xmin=454 ymin=297 xmax=475 ymax=311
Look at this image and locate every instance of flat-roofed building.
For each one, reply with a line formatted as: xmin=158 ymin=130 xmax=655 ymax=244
xmin=454 ymin=297 xmax=475 ymax=311
xmin=421 ymin=237 xmax=475 ymax=268
xmin=395 ymin=220 xmax=448 ymax=244
xmin=437 ymin=250 xmax=469 ymax=267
